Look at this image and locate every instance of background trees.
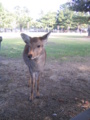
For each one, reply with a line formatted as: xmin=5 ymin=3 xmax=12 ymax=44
xmin=14 ymin=6 xmax=33 ymax=32
xmin=69 ymin=0 xmax=90 ymax=12
xmin=0 ymin=2 xmax=4 ymax=28
xmin=56 ymin=4 xmax=74 ymax=31
xmin=68 ymin=0 xmax=90 ymax=36
xmin=39 ymin=12 xmax=56 ymax=30
xmin=0 ymin=3 xmax=15 ymax=31
xmin=0 ymin=1 xmax=89 ymax=33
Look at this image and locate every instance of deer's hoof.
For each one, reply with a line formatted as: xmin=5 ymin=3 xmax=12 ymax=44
xmin=28 ymin=97 xmax=33 ymax=102
xmin=29 ymin=99 xmax=32 ymax=102
xmin=36 ymin=96 xmax=40 ymax=99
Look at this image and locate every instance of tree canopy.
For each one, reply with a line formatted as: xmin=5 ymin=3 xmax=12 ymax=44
xmin=68 ymin=0 xmax=90 ymax=36
xmin=69 ymin=0 xmax=90 ymax=12
xmin=0 ymin=1 xmax=89 ymax=33
xmin=38 ymin=12 xmax=56 ymax=30
xmin=56 ymin=4 xmax=74 ymax=30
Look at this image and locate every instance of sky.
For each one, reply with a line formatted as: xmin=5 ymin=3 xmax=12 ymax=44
xmin=0 ymin=0 xmax=68 ymax=19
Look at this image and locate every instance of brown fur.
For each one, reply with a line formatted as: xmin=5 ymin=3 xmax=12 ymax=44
xmin=21 ymin=32 xmax=51 ymax=101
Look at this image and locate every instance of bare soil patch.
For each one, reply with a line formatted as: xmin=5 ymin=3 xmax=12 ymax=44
xmin=0 ymin=56 xmax=90 ymax=120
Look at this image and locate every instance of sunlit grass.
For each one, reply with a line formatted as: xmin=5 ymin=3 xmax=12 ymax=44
xmin=0 ymin=35 xmax=90 ymax=60
xmin=0 ymin=38 xmax=24 ymax=58
xmin=46 ymin=37 xmax=90 ymax=59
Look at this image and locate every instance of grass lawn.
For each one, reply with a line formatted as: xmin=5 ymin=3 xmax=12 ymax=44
xmin=0 ymin=35 xmax=90 ymax=60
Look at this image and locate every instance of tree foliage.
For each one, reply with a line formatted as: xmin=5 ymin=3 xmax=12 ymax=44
xmin=14 ymin=6 xmax=32 ymax=31
xmin=68 ymin=0 xmax=90 ymax=36
xmin=0 ymin=3 xmax=33 ymax=32
xmin=68 ymin=0 xmax=90 ymax=12
xmin=0 ymin=3 xmax=14 ymax=30
xmin=38 ymin=12 xmax=56 ymax=30
xmin=0 ymin=1 xmax=89 ymax=33
xmin=56 ymin=4 xmax=74 ymax=29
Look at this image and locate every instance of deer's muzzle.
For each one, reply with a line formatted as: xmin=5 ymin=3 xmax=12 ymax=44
xmin=28 ymin=54 xmax=32 ymax=59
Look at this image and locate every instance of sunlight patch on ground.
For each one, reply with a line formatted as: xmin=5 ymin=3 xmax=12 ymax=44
xmin=0 ymin=32 xmax=88 ymax=39
xmin=78 ymin=65 xmax=90 ymax=72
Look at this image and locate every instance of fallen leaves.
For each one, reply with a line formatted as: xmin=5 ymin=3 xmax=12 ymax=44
xmin=75 ymin=98 xmax=90 ymax=109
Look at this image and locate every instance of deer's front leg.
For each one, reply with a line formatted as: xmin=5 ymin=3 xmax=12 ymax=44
xmin=36 ymin=74 xmax=40 ymax=98
xmin=30 ymin=73 xmax=35 ymax=102
xmin=28 ymin=76 xmax=31 ymax=87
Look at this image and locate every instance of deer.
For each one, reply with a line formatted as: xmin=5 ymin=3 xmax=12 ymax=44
xmin=21 ymin=32 xmax=51 ymax=102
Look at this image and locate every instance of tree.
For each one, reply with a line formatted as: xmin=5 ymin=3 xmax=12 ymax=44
xmin=14 ymin=6 xmax=32 ymax=32
xmin=56 ymin=4 xmax=75 ymax=31
xmin=68 ymin=0 xmax=90 ymax=36
xmin=69 ymin=0 xmax=90 ymax=12
xmin=2 ymin=11 xmax=15 ymax=31
xmin=0 ymin=3 xmax=33 ymax=32
xmin=0 ymin=2 xmax=15 ymax=31
xmin=0 ymin=2 xmax=4 ymax=28
xmin=38 ymin=12 xmax=56 ymax=31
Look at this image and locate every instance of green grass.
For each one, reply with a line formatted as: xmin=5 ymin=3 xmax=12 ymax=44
xmin=46 ymin=37 xmax=90 ymax=59
xmin=0 ymin=38 xmax=24 ymax=58
xmin=0 ymin=35 xmax=90 ymax=60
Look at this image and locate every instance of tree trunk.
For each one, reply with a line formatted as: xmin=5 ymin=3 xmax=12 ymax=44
xmin=20 ymin=24 xmax=22 ymax=32
xmin=57 ymin=25 xmax=59 ymax=32
xmin=88 ymin=25 xmax=90 ymax=37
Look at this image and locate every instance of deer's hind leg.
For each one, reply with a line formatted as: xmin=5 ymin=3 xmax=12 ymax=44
xmin=29 ymin=73 xmax=35 ymax=102
xmin=36 ymin=74 xmax=41 ymax=99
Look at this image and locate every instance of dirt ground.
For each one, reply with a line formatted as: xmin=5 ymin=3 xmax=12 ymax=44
xmin=0 ymin=56 xmax=90 ymax=120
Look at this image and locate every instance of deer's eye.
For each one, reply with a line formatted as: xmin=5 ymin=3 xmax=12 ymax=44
xmin=37 ymin=45 xmax=40 ymax=48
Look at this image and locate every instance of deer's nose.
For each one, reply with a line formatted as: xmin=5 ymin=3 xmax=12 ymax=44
xmin=28 ymin=54 xmax=32 ymax=59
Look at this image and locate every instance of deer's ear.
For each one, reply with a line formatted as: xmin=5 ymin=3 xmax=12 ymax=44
xmin=21 ymin=33 xmax=31 ymax=44
xmin=40 ymin=31 xmax=51 ymax=43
